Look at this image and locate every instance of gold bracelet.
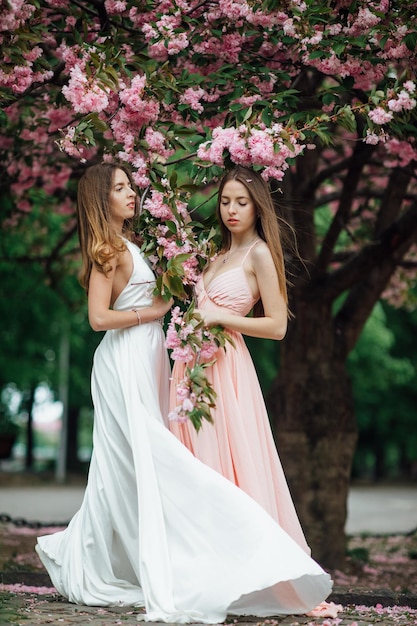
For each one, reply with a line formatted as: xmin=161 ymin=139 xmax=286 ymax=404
xmin=132 ymin=309 xmax=141 ymax=325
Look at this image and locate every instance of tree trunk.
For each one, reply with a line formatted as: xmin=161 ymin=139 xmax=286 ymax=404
xmin=56 ymin=318 xmax=70 ymax=483
xmin=25 ymin=385 xmax=36 ymax=471
xmin=67 ymin=406 xmax=81 ymax=471
xmin=374 ymin=438 xmax=387 ymax=482
xmin=267 ymin=290 xmax=357 ymax=569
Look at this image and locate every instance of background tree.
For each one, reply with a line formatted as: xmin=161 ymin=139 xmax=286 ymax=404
xmin=348 ymin=299 xmax=417 ymax=481
xmin=0 ymin=194 xmax=98 ymax=472
xmin=1 ymin=0 xmax=416 ymax=567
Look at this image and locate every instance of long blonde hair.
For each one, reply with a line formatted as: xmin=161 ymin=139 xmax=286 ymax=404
xmin=216 ymin=166 xmax=289 ymax=317
xmin=76 ymin=162 xmax=135 ymax=293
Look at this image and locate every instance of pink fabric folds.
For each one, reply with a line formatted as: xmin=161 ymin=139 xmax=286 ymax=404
xmin=169 ymin=266 xmax=310 ymax=554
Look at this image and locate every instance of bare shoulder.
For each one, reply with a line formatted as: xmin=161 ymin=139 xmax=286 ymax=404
xmin=251 ymin=240 xmax=274 ymax=265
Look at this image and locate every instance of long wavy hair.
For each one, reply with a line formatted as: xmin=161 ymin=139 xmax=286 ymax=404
xmin=216 ymin=166 xmax=289 ymax=317
xmin=76 ymin=162 xmax=135 ymax=293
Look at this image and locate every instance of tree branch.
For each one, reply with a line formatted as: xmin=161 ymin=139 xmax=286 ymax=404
xmin=374 ymin=166 xmax=413 ymax=237
xmin=331 ymin=198 xmax=417 ymax=352
xmin=314 ymin=142 xmax=375 ymax=274
xmin=326 ymin=198 xmax=417 ymax=297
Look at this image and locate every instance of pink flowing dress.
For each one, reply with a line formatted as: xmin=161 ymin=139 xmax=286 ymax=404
xmin=169 ymin=247 xmax=310 ymax=554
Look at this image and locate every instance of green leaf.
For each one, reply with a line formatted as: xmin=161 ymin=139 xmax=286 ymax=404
xmin=309 ymin=50 xmax=328 ymax=60
xmin=332 ymin=42 xmax=346 ymax=56
xmin=165 ymin=220 xmax=178 ymax=234
xmin=405 ymin=32 xmax=417 ymax=51
xmin=162 ymin=273 xmax=186 ymax=298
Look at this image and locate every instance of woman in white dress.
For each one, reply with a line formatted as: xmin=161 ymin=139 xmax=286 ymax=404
xmin=36 ymin=162 xmax=333 ymax=623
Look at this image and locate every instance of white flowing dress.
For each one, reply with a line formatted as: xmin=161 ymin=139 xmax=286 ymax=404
xmin=36 ymin=239 xmax=332 ymax=623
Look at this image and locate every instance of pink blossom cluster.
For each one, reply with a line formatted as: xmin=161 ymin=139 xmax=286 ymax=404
xmin=166 ymin=307 xmax=219 ymax=363
xmin=1 ymin=4 xmax=61 ymax=95
xmin=364 ymin=81 xmax=417 ymax=150
xmin=118 ymin=75 xmax=147 ymax=109
xmin=57 ymin=126 xmax=90 ymax=161
xmin=364 ymin=128 xmax=388 ymax=145
xmin=140 ymin=187 xmax=204 ymax=286
xmin=142 ymin=14 xmax=189 ymax=61
xmin=0 ymin=64 xmax=53 ymax=95
xmin=168 ymin=375 xmax=197 ymax=422
xmin=144 ymin=128 xmax=175 ymax=161
xmin=387 ymin=87 xmax=416 ymax=113
xmin=105 ymin=75 xmax=164 ymax=183
xmin=254 ymin=2 xmax=408 ymax=91
xmin=165 ymin=307 xmax=197 ymax=363
xmin=367 ymin=82 xmax=416 ymax=129
xmin=8 ymin=157 xmax=74 ymax=209
xmin=0 ymin=0 xmax=35 ymax=33
xmin=179 ymin=87 xmax=207 ymax=114
xmin=181 ymin=256 xmax=200 ymax=287
xmin=368 ymin=107 xmax=393 ymax=125
xmin=144 ymin=192 xmax=175 ymax=221
xmin=156 ymin=226 xmax=193 ymax=263
xmin=383 ymin=138 xmax=417 ymax=168
xmin=2 ymin=102 xmax=76 ymax=212
xmin=115 ymin=150 xmax=149 ymax=188
xmin=144 ymin=188 xmax=188 ymax=223
xmin=104 ymin=0 xmax=127 ymax=14
xmin=194 ymin=32 xmax=244 ymax=65
xmin=166 ymin=305 xmax=220 ymax=426
xmin=62 ymin=65 xmax=110 ymax=114
xmin=56 ymin=41 xmax=84 ymax=70
xmin=306 ymin=51 xmax=386 ymax=91
xmin=46 ymin=105 xmax=75 ymax=134
xmin=197 ymin=124 xmax=304 ymax=181
xmin=346 ymin=7 xmax=381 ymax=36
xmin=217 ymin=0 xmax=251 ymax=21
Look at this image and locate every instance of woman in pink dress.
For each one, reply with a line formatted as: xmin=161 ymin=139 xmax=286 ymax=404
xmin=169 ymin=165 xmax=309 ymax=553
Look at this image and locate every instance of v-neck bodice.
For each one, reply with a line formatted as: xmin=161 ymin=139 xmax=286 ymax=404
xmin=197 ymin=265 xmax=258 ymax=317
xmin=112 ymin=239 xmax=156 ymax=311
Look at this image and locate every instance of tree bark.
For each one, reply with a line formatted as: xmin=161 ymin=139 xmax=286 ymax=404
xmin=267 ymin=290 xmax=357 ymax=569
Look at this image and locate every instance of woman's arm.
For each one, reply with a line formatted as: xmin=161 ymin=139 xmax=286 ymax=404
xmin=196 ymin=244 xmax=288 ymax=340
xmin=88 ymin=255 xmax=172 ymax=332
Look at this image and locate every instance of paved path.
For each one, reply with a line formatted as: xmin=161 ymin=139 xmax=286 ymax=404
xmin=346 ymin=484 xmax=417 ymax=534
xmin=1 ymin=481 xmax=417 ymax=625
xmin=1 ymin=483 xmax=416 ymax=533
xmin=1 ymin=589 xmax=417 ymax=625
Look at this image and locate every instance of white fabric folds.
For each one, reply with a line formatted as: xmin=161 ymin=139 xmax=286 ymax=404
xmin=36 ymin=240 xmax=332 ymax=623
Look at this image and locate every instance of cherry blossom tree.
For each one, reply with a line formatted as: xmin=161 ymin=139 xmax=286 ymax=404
xmin=1 ymin=0 xmax=417 ymax=567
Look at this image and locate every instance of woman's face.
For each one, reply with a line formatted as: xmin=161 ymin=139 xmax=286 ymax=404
xmin=219 ymin=180 xmax=257 ymax=236
xmin=109 ymin=168 xmax=136 ymax=229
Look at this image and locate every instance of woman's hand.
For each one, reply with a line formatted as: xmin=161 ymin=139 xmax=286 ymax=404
xmin=194 ymin=309 xmax=222 ymax=328
xmin=151 ymin=296 xmax=174 ymax=319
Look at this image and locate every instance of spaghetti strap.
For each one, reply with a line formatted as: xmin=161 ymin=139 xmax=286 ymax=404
xmin=242 ymin=239 xmax=260 ymax=264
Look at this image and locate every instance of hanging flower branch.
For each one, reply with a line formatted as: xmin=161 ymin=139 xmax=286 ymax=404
xmin=135 ymin=171 xmax=234 ymax=431
xmin=165 ymin=302 xmax=235 ymax=431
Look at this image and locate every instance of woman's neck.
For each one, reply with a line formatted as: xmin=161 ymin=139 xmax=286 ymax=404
xmin=228 ymin=231 xmax=259 ymax=250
